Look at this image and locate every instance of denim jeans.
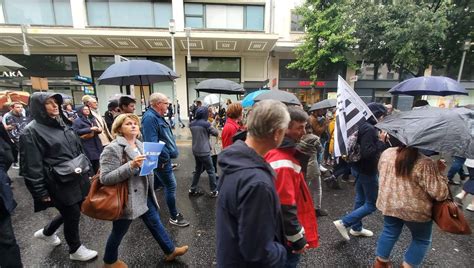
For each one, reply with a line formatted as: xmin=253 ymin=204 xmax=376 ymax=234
xmin=103 ymin=196 xmax=175 ymax=264
xmin=447 ymin=156 xmax=467 ymax=180
xmin=285 ymin=250 xmax=301 ymax=268
xmin=154 ymin=161 xmax=178 ymax=219
xmin=43 ymin=202 xmax=82 ymax=253
xmin=191 ymin=154 xmax=217 ymax=192
xmin=0 ymin=213 xmax=22 ymax=267
xmin=376 ymin=216 xmax=433 ymax=267
xmin=341 ymin=168 xmax=378 ymax=231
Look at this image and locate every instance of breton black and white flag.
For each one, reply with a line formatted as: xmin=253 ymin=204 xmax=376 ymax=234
xmin=334 ymin=76 xmax=375 ymax=158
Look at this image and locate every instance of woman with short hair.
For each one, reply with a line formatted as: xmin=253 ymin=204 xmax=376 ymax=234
xmin=221 ymin=102 xmax=243 ymax=148
xmin=100 ymin=113 xmax=188 ymax=267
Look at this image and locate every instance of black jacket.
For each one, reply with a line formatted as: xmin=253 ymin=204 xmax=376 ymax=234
xmin=1 ymin=124 xmax=16 ymax=215
xmin=217 ymin=140 xmax=286 ymax=268
xmin=20 ymin=92 xmax=90 ymax=212
xmin=353 ymin=118 xmax=388 ymax=176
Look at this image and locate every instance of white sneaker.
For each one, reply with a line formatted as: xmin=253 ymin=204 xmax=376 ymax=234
xmin=455 ymin=192 xmax=465 ymax=205
xmin=333 ymin=220 xmax=350 ymax=241
xmin=319 ymin=165 xmax=328 ymax=172
xmin=34 ymin=228 xmax=61 ymax=246
xmin=69 ymin=245 xmax=98 ymax=261
xmin=466 ymin=204 xmax=474 ymax=212
xmin=350 ymin=228 xmax=374 ymax=237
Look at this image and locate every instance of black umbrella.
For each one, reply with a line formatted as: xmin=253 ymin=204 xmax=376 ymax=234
xmin=388 ymin=76 xmax=468 ymax=96
xmin=309 ymin=99 xmax=336 ymax=112
xmin=195 ymin=79 xmax=244 ymax=94
xmin=254 ymin=90 xmax=302 ymax=106
xmin=375 ymin=107 xmax=474 ymax=158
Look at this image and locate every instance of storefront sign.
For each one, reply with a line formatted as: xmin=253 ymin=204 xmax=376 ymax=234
xmin=0 ymin=70 xmax=24 ymax=78
xmin=74 ymin=75 xmax=93 ymax=84
xmin=298 ymin=81 xmax=327 ymax=87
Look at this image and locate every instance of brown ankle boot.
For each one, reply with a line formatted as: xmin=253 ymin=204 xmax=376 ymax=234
xmin=103 ymin=260 xmax=128 ymax=268
xmin=374 ymin=257 xmax=393 ymax=268
xmin=165 ymin=245 xmax=189 ymax=262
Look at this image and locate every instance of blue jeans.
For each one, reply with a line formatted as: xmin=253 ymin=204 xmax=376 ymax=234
xmin=376 ymin=216 xmax=433 ymax=267
xmin=341 ymin=168 xmax=378 ymax=231
xmin=191 ymin=154 xmax=217 ymax=192
xmin=154 ymin=161 xmax=178 ymax=219
xmin=285 ymin=250 xmax=301 ymax=268
xmin=447 ymin=156 xmax=466 ymax=180
xmin=103 ymin=196 xmax=175 ymax=264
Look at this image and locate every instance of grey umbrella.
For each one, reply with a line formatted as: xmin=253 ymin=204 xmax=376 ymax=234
xmin=97 ymin=60 xmax=179 ymax=85
xmin=375 ymin=107 xmax=474 ymax=158
xmin=309 ymin=99 xmax=336 ymax=112
xmin=195 ymin=79 xmax=244 ymax=94
xmin=0 ymin=55 xmax=25 ymax=72
xmin=388 ymin=76 xmax=468 ymax=96
xmin=254 ymin=90 xmax=302 ymax=106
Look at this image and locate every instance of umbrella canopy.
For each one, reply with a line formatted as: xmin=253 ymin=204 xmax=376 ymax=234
xmin=0 ymin=55 xmax=25 ymax=72
xmin=375 ymin=107 xmax=474 ymax=158
xmin=203 ymin=94 xmax=221 ymax=106
xmin=309 ymin=99 xmax=336 ymax=112
xmin=195 ymin=79 xmax=244 ymax=94
xmin=0 ymin=90 xmax=30 ymax=107
xmin=241 ymin=89 xmax=269 ymax=108
xmin=254 ymin=90 xmax=302 ymax=106
xmin=388 ymin=76 xmax=468 ymax=96
xmin=97 ymin=60 xmax=179 ymax=86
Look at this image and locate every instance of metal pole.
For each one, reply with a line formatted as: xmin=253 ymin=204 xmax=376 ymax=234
xmin=171 ymin=33 xmax=176 ymax=114
xmin=457 ymin=50 xmax=467 ymax=82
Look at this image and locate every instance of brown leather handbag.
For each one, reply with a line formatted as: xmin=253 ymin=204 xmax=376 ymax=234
xmin=432 ymin=192 xmax=471 ymax=235
xmin=81 ymin=152 xmax=128 ymax=221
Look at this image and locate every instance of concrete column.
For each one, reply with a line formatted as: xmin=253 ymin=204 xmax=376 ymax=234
xmin=71 ymin=0 xmax=87 ymax=28
xmin=0 ymin=2 xmax=5 ymax=23
xmin=77 ymin=53 xmax=92 ymax=78
xmin=172 ymin=0 xmax=185 ymax=32
xmin=346 ymin=68 xmax=357 ymax=88
xmin=175 ymin=54 xmax=188 ymax=119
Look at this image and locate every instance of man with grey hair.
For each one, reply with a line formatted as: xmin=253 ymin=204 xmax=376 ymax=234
xmin=82 ymin=95 xmax=112 ymax=147
xmin=265 ymin=107 xmax=319 ymax=268
xmin=142 ymin=93 xmax=189 ymax=227
xmin=217 ymin=100 xmax=289 ymax=267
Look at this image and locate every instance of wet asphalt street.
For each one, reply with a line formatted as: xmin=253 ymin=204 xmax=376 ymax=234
xmin=7 ymin=132 xmax=474 ymax=267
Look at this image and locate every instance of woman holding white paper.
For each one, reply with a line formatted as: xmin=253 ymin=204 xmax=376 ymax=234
xmin=99 ymin=113 xmax=188 ymax=267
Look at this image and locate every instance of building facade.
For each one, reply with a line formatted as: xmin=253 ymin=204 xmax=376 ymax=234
xmin=0 ymin=0 xmax=472 ymax=115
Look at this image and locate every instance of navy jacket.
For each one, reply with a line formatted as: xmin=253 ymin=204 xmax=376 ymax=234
xmin=190 ymin=107 xmax=218 ymax=156
xmin=353 ymin=118 xmax=388 ymax=176
xmin=72 ymin=112 xmax=103 ymax=161
xmin=142 ymin=107 xmax=178 ymax=165
xmin=217 ymin=140 xmax=286 ymax=268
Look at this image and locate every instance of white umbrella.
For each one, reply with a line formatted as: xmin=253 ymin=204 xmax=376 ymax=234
xmin=203 ymin=94 xmax=221 ymax=106
xmin=0 ymin=55 xmax=25 ymax=72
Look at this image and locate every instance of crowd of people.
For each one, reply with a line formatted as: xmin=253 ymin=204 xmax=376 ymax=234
xmin=0 ymin=91 xmax=473 ymax=268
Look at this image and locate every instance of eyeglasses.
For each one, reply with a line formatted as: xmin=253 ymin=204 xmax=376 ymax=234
xmin=159 ymin=102 xmax=169 ymax=105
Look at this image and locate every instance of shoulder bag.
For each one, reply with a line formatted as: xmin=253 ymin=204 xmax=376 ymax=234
xmin=81 ymin=151 xmax=129 ymax=221
xmin=51 ymin=153 xmax=91 ymax=183
xmin=432 ymin=188 xmax=471 ymax=235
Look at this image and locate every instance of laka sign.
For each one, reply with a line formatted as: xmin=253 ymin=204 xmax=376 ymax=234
xmin=0 ymin=70 xmax=24 ymax=78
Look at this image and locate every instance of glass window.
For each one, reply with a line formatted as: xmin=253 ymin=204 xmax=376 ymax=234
xmin=279 ymin=59 xmax=310 ymax=80
xmin=6 ymin=55 xmax=78 ymax=71
xmin=91 ymin=56 xmax=115 ymax=71
xmin=3 ymin=0 xmax=72 ymax=25
xmin=245 ymin=6 xmax=264 ymax=31
xmin=109 ymin=1 xmax=153 ymax=27
xmin=206 ymin=5 xmax=243 ymax=30
xmin=187 ymin=77 xmax=241 ymax=110
xmin=86 ymin=1 xmax=110 ymax=26
xmin=291 ymin=10 xmax=304 ymax=32
xmin=185 ymin=3 xmax=204 ymax=28
xmin=187 ymin=58 xmax=240 ymax=72
xmin=154 ymin=2 xmax=172 ymax=28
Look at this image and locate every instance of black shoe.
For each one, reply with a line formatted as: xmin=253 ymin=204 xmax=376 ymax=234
xmin=316 ymin=209 xmax=328 ymax=217
xmin=169 ymin=213 xmax=189 ymax=227
xmin=209 ymin=191 xmax=218 ymax=198
xmin=188 ymin=189 xmax=204 ymax=197
xmin=460 ymin=174 xmax=469 ymax=181
xmin=448 ymin=180 xmax=461 ymax=185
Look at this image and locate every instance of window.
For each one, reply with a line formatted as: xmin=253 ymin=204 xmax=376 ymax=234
xmin=2 ymin=0 xmax=72 ymax=25
xmin=185 ymin=3 xmax=204 ymax=28
xmin=86 ymin=0 xmax=172 ymax=28
xmin=187 ymin=58 xmax=240 ymax=72
xmin=184 ymin=3 xmax=264 ymax=31
xmin=357 ymin=62 xmax=400 ymax=80
xmin=279 ymin=59 xmax=310 ymax=80
xmin=290 ymin=10 xmax=304 ymax=32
